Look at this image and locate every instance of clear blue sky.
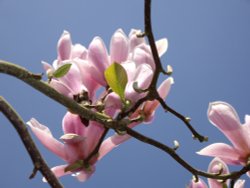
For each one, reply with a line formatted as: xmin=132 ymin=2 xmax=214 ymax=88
xmin=1 ymin=0 xmax=250 ymax=187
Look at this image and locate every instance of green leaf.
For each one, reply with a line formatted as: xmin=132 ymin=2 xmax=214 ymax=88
xmin=104 ymin=62 xmax=128 ymax=101
xmin=64 ymin=160 xmax=84 ymax=172
xmin=53 ymin=63 xmax=72 ymax=78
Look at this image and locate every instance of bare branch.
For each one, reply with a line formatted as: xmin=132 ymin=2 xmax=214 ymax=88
xmin=0 ymin=96 xmax=63 ymax=188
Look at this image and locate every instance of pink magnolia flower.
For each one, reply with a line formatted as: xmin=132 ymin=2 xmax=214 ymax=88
xmin=42 ymin=31 xmax=99 ymax=99
xmin=100 ymin=77 xmax=173 ymax=156
xmin=197 ymin=101 xmax=250 ymax=166
xmin=27 ymin=112 xmax=111 ymax=181
xmin=88 ymin=28 xmax=168 ymax=86
xmin=188 ymin=158 xmax=245 ymax=188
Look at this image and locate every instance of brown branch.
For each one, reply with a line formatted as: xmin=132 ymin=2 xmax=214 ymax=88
xmin=0 ymin=96 xmax=63 ymax=188
xmin=125 ymin=125 xmax=250 ymax=181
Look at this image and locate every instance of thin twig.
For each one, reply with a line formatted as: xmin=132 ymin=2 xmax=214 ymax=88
xmin=0 ymin=96 xmax=63 ymax=188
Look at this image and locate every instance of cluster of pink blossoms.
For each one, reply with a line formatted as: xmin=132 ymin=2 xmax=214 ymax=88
xmin=189 ymin=101 xmax=250 ymax=188
xmin=27 ymin=29 xmax=173 ymax=181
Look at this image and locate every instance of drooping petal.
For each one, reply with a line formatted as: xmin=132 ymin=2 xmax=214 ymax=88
xmin=143 ymin=77 xmax=174 ymax=123
xmin=98 ymin=134 xmax=130 ymax=160
xmin=187 ymin=178 xmax=208 ymax=188
xmin=57 ymin=31 xmax=72 ymax=61
xmin=155 ymin=38 xmax=168 ymax=57
xmin=207 ymin=157 xmax=229 ymax=188
xmin=27 ymin=118 xmax=66 ymax=160
xmin=197 ymin=143 xmax=242 ymax=165
xmin=110 ymin=29 xmax=129 ymax=63
xmin=208 ymin=102 xmax=250 ymax=153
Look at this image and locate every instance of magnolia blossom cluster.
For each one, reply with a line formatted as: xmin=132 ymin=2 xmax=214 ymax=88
xmin=27 ymin=29 xmax=173 ymax=181
xmin=189 ymin=101 xmax=250 ymax=188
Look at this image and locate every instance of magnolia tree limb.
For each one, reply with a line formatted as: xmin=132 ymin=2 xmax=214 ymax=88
xmin=0 ymin=60 xmax=248 ymax=183
xmin=0 ymin=96 xmax=63 ymax=188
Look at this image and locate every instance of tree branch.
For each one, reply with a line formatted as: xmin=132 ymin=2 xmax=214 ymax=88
xmin=0 ymin=96 xmax=63 ymax=188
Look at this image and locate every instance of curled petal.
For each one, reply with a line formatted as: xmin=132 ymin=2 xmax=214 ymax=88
xmin=197 ymin=143 xmax=242 ymax=165
xmin=155 ymin=38 xmax=168 ymax=57
xmin=57 ymin=31 xmax=72 ymax=61
xmin=208 ymin=102 xmax=250 ymax=152
xmin=110 ymin=28 xmax=129 ymax=63
xmin=207 ymin=157 xmax=229 ymax=188
xmin=27 ymin=118 xmax=66 ymax=160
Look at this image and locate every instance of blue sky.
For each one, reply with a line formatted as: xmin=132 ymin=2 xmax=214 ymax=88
xmin=1 ymin=0 xmax=250 ymax=187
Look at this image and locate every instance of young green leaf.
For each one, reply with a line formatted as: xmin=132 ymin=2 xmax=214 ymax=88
xmin=53 ymin=63 xmax=72 ymax=78
xmin=104 ymin=62 xmax=128 ymax=101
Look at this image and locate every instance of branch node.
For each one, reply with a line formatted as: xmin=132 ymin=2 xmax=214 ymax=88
xmin=29 ymin=167 xmax=39 ymax=179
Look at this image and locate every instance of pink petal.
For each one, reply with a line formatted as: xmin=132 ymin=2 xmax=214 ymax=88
xmin=98 ymin=134 xmax=130 ymax=160
xmin=132 ymin=44 xmax=155 ymax=69
xmin=207 ymin=157 xmax=229 ymax=188
xmin=50 ymin=79 xmax=73 ymax=98
xmin=41 ymin=61 xmax=53 ymax=72
xmin=143 ymin=77 xmax=174 ymax=123
xmin=128 ymin=29 xmax=145 ymax=52
xmin=58 ymin=62 xmax=86 ymax=94
xmin=208 ymin=102 xmax=250 ymax=153
xmin=57 ymin=31 xmax=72 ymax=61
xmin=197 ymin=143 xmax=242 ymax=165
xmin=73 ymin=58 xmax=100 ymax=99
xmin=155 ymin=38 xmax=168 ymax=57
xmin=85 ymin=121 xmax=105 ymax=155
xmin=88 ymin=37 xmax=109 ymax=86
xmin=27 ymin=118 xmax=66 ymax=160
xmin=125 ymin=64 xmax=153 ymax=103
xmin=62 ymin=112 xmax=86 ymax=136
xmin=71 ymin=44 xmax=87 ymax=59
xmin=110 ymin=29 xmax=129 ymax=63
